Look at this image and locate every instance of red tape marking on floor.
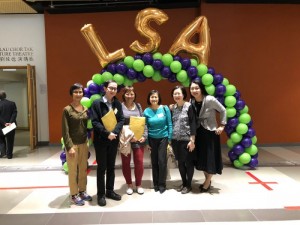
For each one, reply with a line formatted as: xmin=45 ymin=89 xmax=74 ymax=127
xmin=87 ymin=160 xmax=97 ymax=174
xmin=0 ymin=186 xmax=68 ymax=190
xmin=284 ymin=206 xmax=300 ymax=210
xmin=246 ymin=171 xmax=278 ymax=190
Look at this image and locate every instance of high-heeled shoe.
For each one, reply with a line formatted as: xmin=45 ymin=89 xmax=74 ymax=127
xmin=199 ymin=181 xmax=211 ymax=190
xmin=200 ymin=182 xmax=211 ymax=193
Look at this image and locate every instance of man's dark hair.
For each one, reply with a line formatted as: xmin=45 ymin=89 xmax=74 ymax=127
xmin=0 ymin=90 xmax=7 ymax=100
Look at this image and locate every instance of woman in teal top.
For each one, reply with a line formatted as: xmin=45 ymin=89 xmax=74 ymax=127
xmin=144 ymin=90 xmax=172 ymax=194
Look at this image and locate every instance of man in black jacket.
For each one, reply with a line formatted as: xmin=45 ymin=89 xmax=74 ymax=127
xmin=0 ymin=90 xmax=17 ymax=159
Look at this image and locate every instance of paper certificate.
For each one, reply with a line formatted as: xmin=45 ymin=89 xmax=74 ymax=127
xmin=101 ymin=109 xmax=117 ymax=132
xmin=129 ymin=116 xmax=145 ymax=140
xmin=2 ymin=122 xmax=17 ymax=135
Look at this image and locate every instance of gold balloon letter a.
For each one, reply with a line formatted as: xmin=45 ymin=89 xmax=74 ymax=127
xmin=130 ymin=8 xmax=169 ymax=53
xmin=169 ymin=16 xmax=211 ymax=65
xmin=81 ymin=24 xmax=126 ymax=68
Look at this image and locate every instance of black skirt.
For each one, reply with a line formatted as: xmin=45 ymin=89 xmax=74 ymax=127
xmin=194 ymin=125 xmax=223 ymax=175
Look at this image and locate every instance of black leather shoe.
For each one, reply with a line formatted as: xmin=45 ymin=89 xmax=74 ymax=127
xmin=181 ymin=186 xmax=192 ymax=194
xmin=98 ymin=196 xmax=106 ymax=206
xmin=159 ymin=186 xmax=166 ymax=194
xmin=154 ymin=186 xmax=159 ymax=192
xmin=200 ymin=183 xmax=211 ymax=193
xmin=106 ymin=191 xmax=121 ymax=201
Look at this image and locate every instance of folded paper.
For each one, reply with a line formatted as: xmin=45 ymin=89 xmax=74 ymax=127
xmin=129 ymin=116 xmax=145 ymax=140
xmin=101 ymin=109 xmax=117 ymax=132
xmin=2 ymin=122 xmax=17 ymax=135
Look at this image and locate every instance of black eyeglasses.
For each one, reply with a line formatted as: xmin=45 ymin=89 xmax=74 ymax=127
xmin=107 ymin=86 xmax=117 ymax=91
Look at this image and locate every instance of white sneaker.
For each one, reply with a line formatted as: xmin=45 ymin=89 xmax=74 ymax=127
xmin=126 ymin=187 xmax=133 ymax=195
xmin=136 ymin=187 xmax=144 ymax=195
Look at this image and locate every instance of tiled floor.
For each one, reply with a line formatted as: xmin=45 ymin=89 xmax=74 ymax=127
xmin=1 ymin=145 xmax=300 ymax=225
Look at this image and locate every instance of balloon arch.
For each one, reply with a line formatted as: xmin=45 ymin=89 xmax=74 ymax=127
xmin=60 ymin=8 xmax=258 ymax=170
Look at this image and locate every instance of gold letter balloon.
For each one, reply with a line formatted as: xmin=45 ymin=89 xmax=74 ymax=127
xmin=81 ymin=24 xmax=126 ymax=68
xmin=129 ymin=8 xmax=169 ymax=54
xmin=169 ymin=16 xmax=211 ymax=65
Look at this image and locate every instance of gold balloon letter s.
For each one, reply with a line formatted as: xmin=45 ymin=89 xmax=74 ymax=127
xmin=169 ymin=16 xmax=211 ymax=65
xmin=130 ymin=8 xmax=168 ymax=53
xmin=81 ymin=24 xmax=126 ymax=68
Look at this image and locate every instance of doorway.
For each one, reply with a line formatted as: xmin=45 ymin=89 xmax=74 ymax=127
xmin=0 ymin=65 xmax=38 ymax=150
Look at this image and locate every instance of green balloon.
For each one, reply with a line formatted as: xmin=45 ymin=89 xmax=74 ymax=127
xmin=236 ymin=123 xmax=249 ymax=135
xmin=245 ymin=145 xmax=258 ymax=156
xmin=197 ymin=64 xmax=208 ymax=77
xmin=124 ymin=56 xmax=134 ymax=68
xmin=152 ymin=71 xmax=162 ymax=82
xmin=251 ymin=136 xmax=258 ymax=144
xmin=222 ymin=78 xmax=229 ymax=86
xmin=113 ymin=73 xmax=125 ymax=85
xmin=227 ymin=139 xmax=234 ymax=148
xmin=153 ymin=52 xmax=162 ymax=60
xmin=92 ymin=73 xmax=103 ymax=85
xmin=176 ymin=70 xmax=188 ymax=83
xmin=240 ymin=105 xmax=249 ymax=114
xmin=90 ymin=94 xmax=101 ymax=103
xmin=205 ymin=84 xmax=215 ymax=96
xmin=123 ymin=77 xmax=134 ymax=86
xmin=80 ymin=97 xmax=92 ymax=108
xmin=233 ymin=159 xmax=244 ymax=168
xmin=133 ymin=59 xmax=145 ymax=72
xmin=190 ymin=58 xmax=198 ymax=67
xmin=225 ymin=84 xmax=236 ymax=96
xmin=87 ymin=119 xmax=93 ymax=129
xmin=226 ymin=107 xmax=237 ymax=118
xmin=230 ymin=132 xmax=242 ymax=143
xmin=170 ymin=61 xmax=182 ymax=73
xmin=143 ymin=65 xmax=154 ymax=78
xmin=63 ymin=162 xmax=69 ymax=173
xmin=161 ymin=53 xmax=173 ymax=66
xmin=102 ymin=71 xmax=113 ymax=82
xmin=239 ymin=152 xmax=251 ymax=164
xmin=225 ymin=96 xmax=237 ymax=107
xmin=202 ymin=73 xmax=213 ymax=85
xmin=182 ymin=78 xmax=191 ymax=87
xmin=239 ymin=113 xmax=251 ymax=124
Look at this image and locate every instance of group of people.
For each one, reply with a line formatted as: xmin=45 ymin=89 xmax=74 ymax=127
xmin=62 ymin=80 xmax=226 ymax=207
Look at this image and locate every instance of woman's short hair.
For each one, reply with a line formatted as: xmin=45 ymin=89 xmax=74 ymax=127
xmin=69 ymin=83 xmax=83 ymax=96
xmin=122 ymin=86 xmax=136 ymax=102
xmin=147 ymin=90 xmax=162 ymax=105
xmin=103 ymin=80 xmax=117 ymax=88
xmin=189 ymin=80 xmax=208 ymax=98
xmin=171 ymin=85 xmax=187 ymax=100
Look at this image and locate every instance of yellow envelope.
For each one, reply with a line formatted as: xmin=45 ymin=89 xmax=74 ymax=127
xmin=101 ymin=109 xmax=117 ymax=132
xmin=129 ymin=116 xmax=145 ymax=140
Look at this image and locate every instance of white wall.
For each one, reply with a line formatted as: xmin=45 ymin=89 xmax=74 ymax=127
xmin=0 ymin=15 xmax=49 ymax=142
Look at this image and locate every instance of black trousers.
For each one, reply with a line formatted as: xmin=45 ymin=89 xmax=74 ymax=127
xmin=148 ymin=137 xmax=168 ymax=188
xmin=0 ymin=130 xmax=15 ymax=158
xmin=94 ymin=139 xmax=118 ymax=197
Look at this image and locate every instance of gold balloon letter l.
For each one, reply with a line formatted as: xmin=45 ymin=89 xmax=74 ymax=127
xmin=169 ymin=16 xmax=211 ymax=65
xmin=81 ymin=24 xmax=126 ymax=68
xmin=130 ymin=8 xmax=169 ymax=53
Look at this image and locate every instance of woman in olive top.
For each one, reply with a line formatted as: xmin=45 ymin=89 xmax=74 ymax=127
xmin=144 ymin=90 xmax=172 ymax=194
xmin=62 ymin=83 xmax=92 ymax=206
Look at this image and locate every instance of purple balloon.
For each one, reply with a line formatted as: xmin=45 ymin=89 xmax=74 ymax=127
xmin=215 ymin=84 xmax=226 ymax=96
xmin=249 ymin=158 xmax=258 ymax=168
xmin=152 ymin=59 xmax=163 ymax=70
xmin=187 ymin=66 xmax=198 ymax=79
xmin=60 ymin=151 xmax=66 ymax=162
xmin=225 ymin=125 xmax=234 ymax=137
xmin=116 ymin=62 xmax=128 ymax=75
xmin=161 ymin=66 xmax=171 ymax=78
xmin=252 ymin=153 xmax=258 ymax=159
xmin=232 ymin=144 xmax=245 ymax=155
xmin=228 ymin=150 xmax=238 ymax=161
xmin=241 ymin=137 xmax=252 ymax=148
xmin=106 ymin=63 xmax=116 ymax=74
xmin=173 ymin=55 xmax=182 ymax=62
xmin=228 ymin=117 xmax=239 ymax=128
xmin=213 ymin=74 xmax=224 ymax=85
xmin=234 ymin=90 xmax=241 ymax=100
xmin=83 ymin=87 xmax=90 ymax=97
xmin=100 ymin=69 xmax=107 ymax=74
xmin=235 ymin=99 xmax=246 ymax=110
xmin=88 ymin=83 xmax=100 ymax=94
xmin=136 ymin=72 xmax=146 ymax=82
xmin=168 ymin=74 xmax=177 ymax=83
xmin=142 ymin=53 xmax=153 ymax=65
xmin=207 ymin=67 xmax=215 ymax=75
xmin=248 ymin=120 xmax=253 ymax=127
xmin=181 ymin=58 xmax=191 ymax=70
xmin=216 ymin=96 xmax=225 ymax=105
xmin=99 ymin=85 xmax=105 ymax=94
xmin=245 ymin=128 xmax=256 ymax=138
xmin=134 ymin=54 xmax=142 ymax=60
xmin=126 ymin=68 xmax=137 ymax=80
